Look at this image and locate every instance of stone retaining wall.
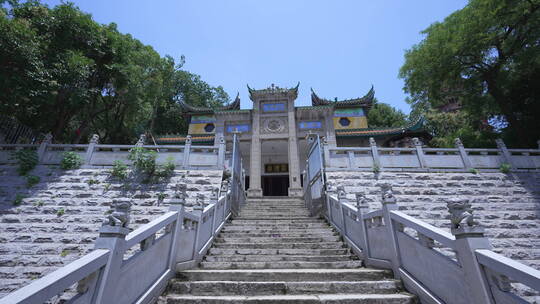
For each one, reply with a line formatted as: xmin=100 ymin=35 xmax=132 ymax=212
xmin=326 ymin=171 xmax=540 ymax=270
xmin=0 ymin=165 xmax=222 ymax=297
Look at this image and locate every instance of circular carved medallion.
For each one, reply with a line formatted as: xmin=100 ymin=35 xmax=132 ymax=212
xmin=263 ymin=118 xmax=286 ymax=133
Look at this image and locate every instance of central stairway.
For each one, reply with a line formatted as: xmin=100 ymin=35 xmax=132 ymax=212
xmin=160 ymin=197 xmax=415 ymax=303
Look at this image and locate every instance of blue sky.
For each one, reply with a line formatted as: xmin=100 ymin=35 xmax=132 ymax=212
xmin=43 ymin=0 xmax=468 ymax=113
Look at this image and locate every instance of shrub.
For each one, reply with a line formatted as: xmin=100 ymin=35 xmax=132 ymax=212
xmin=56 ymin=208 xmax=65 ymax=216
xmin=111 ymin=160 xmax=128 ymax=180
xmin=60 ymin=152 xmax=83 ymax=170
xmin=87 ymin=179 xmax=100 ymax=185
xmin=13 ymin=194 xmax=25 ymax=206
xmin=128 ymin=147 xmax=156 ymax=177
xmin=500 ymin=163 xmax=511 ymax=174
xmin=12 ymin=149 xmax=38 ymax=175
xmin=372 ymin=164 xmax=380 ymax=173
xmin=468 ymin=168 xmax=479 ymax=174
xmin=155 ymin=157 xmax=175 ymax=178
xmin=26 ymin=175 xmax=40 ymax=188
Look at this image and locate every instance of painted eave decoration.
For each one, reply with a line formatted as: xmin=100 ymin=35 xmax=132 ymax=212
xmin=335 ymin=118 xmax=426 ymax=137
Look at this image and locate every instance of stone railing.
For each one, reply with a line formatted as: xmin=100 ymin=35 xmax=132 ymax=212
xmin=0 ymin=134 xmax=227 ymax=169
xmin=0 ymin=183 xmax=245 ymax=304
xmin=0 ymin=134 xmax=246 ymax=304
xmin=325 ymin=137 xmax=540 ymax=172
xmin=319 ymin=184 xmax=540 ymax=303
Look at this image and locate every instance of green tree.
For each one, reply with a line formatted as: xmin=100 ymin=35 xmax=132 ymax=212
xmin=399 ymin=0 xmax=540 ymax=147
xmin=0 ymin=1 xmax=228 ymax=144
xmin=367 ymin=99 xmax=408 ymax=128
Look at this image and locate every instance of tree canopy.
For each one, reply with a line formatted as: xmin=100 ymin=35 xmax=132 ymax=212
xmin=367 ymin=99 xmax=408 ymax=128
xmin=399 ymin=0 xmax=540 ymax=147
xmin=0 ymin=0 xmax=228 ymax=144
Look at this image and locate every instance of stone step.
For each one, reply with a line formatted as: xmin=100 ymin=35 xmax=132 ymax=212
xmin=213 ymin=242 xmax=346 ymax=249
xmin=166 ymin=280 xmax=402 ymax=295
xmin=230 ymin=219 xmax=323 ymax=224
xmin=238 ymin=211 xmax=310 ymax=215
xmin=224 ymin=223 xmax=329 ymax=229
xmin=175 ymin=269 xmax=393 ymax=282
xmin=234 ymin=217 xmax=319 ymax=221
xmin=204 ymin=255 xmax=356 ymax=262
xmin=219 ymin=232 xmax=337 ymax=238
xmin=197 ymin=261 xmax=363 ymax=269
xmin=215 ymin=236 xmax=341 ymax=243
xmin=207 ymin=248 xmax=351 ymax=256
xmin=237 ymin=214 xmax=312 ymax=218
xmin=221 ymin=227 xmax=334 ymax=233
xmin=161 ymin=293 xmax=414 ymax=303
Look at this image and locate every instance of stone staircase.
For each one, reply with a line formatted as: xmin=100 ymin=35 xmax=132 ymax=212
xmin=160 ymin=197 xmax=415 ymax=303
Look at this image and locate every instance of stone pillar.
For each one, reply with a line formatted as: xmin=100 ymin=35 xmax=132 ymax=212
xmin=287 ymin=102 xmax=302 ymax=197
xmin=412 ymin=137 xmax=427 ymax=169
xmin=495 ymin=138 xmax=514 ymax=169
xmin=93 ymin=200 xmax=131 ymax=304
xmin=248 ymin=102 xmax=262 ymax=197
xmin=455 ymin=138 xmax=472 ymax=169
xmin=447 ymin=199 xmax=495 ymax=304
xmin=83 ymin=134 xmax=99 ymax=168
xmin=324 ymin=109 xmax=337 ymax=147
xmin=37 ymin=133 xmax=53 ymax=162
xmin=182 ymin=135 xmax=192 ymax=169
xmin=216 ymin=135 xmax=226 ymax=169
xmin=369 ymin=138 xmax=381 ymax=169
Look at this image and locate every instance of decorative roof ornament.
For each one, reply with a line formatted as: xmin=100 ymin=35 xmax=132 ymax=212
xmin=177 ymin=93 xmax=241 ymax=114
xmin=310 ymin=85 xmax=375 ymax=110
xmin=247 ymin=82 xmax=299 ymax=101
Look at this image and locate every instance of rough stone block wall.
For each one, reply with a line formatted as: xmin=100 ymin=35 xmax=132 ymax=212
xmin=0 ymin=165 xmax=222 ymax=297
xmin=326 ymin=171 xmax=540 ymax=269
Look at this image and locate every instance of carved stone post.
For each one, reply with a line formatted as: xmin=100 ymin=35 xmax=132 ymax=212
xmin=135 ymin=134 xmax=146 ymax=147
xmin=455 ymin=138 xmax=472 ymax=169
xmin=369 ymin=137 xmax=381 ymax=170
xmin=217 ymin=135 xmax=226 ymax=169
xmin=168 ymin=185 xmax=186 ymax=270
xmin=412 ymin=137 xmax=427 ymax=169
xmin=37 ymin=133 xmax=53 ymax=163
xmin=447 ymin=199 xmax=495 ymax=304
xmin=322 ymin=137 xmax=331 ymax=168
xmin=93 ymin=200 xmax=131 ymax=304
xmin=380 ymin=185 xmax=402 ymax=279
xmin=355 ymin=193 xmax=370 ymax=259
xmin=182 ymin=135 xmax=192 ymax=169
xmin=83 ymin=134 xmax=99 ymax=168
xmin=495 ymin=138 xmax=514 ymax=169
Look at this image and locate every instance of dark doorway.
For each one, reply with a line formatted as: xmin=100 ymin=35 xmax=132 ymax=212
xmin=262 ymin=175 xmax=289 ymax=196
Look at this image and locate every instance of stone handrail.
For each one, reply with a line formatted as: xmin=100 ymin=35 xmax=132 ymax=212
xmin=0 ymin=249 xmax=110 ymax=303
xmin=324 ymin=137 xmax=540 ymax=171
xmin=0 ymin=190 xmax=237 ymax=304
xmin=476 ymin=249 xmax=540 ymax=303
xmin=319 ymin=187 xmax=540 ymax=304
xmin=0 ymin=133 xmax=245 ymax=304
xmin=0 ymin=134 xmax=227 ymax=169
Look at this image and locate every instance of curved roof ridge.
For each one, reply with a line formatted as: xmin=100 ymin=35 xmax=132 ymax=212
xmin=311 ymin=85 xmax=375 ymax=109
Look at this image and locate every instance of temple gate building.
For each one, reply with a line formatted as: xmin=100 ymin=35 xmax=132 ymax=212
xmin=156 ymin=83 xmax=428 ymax=197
